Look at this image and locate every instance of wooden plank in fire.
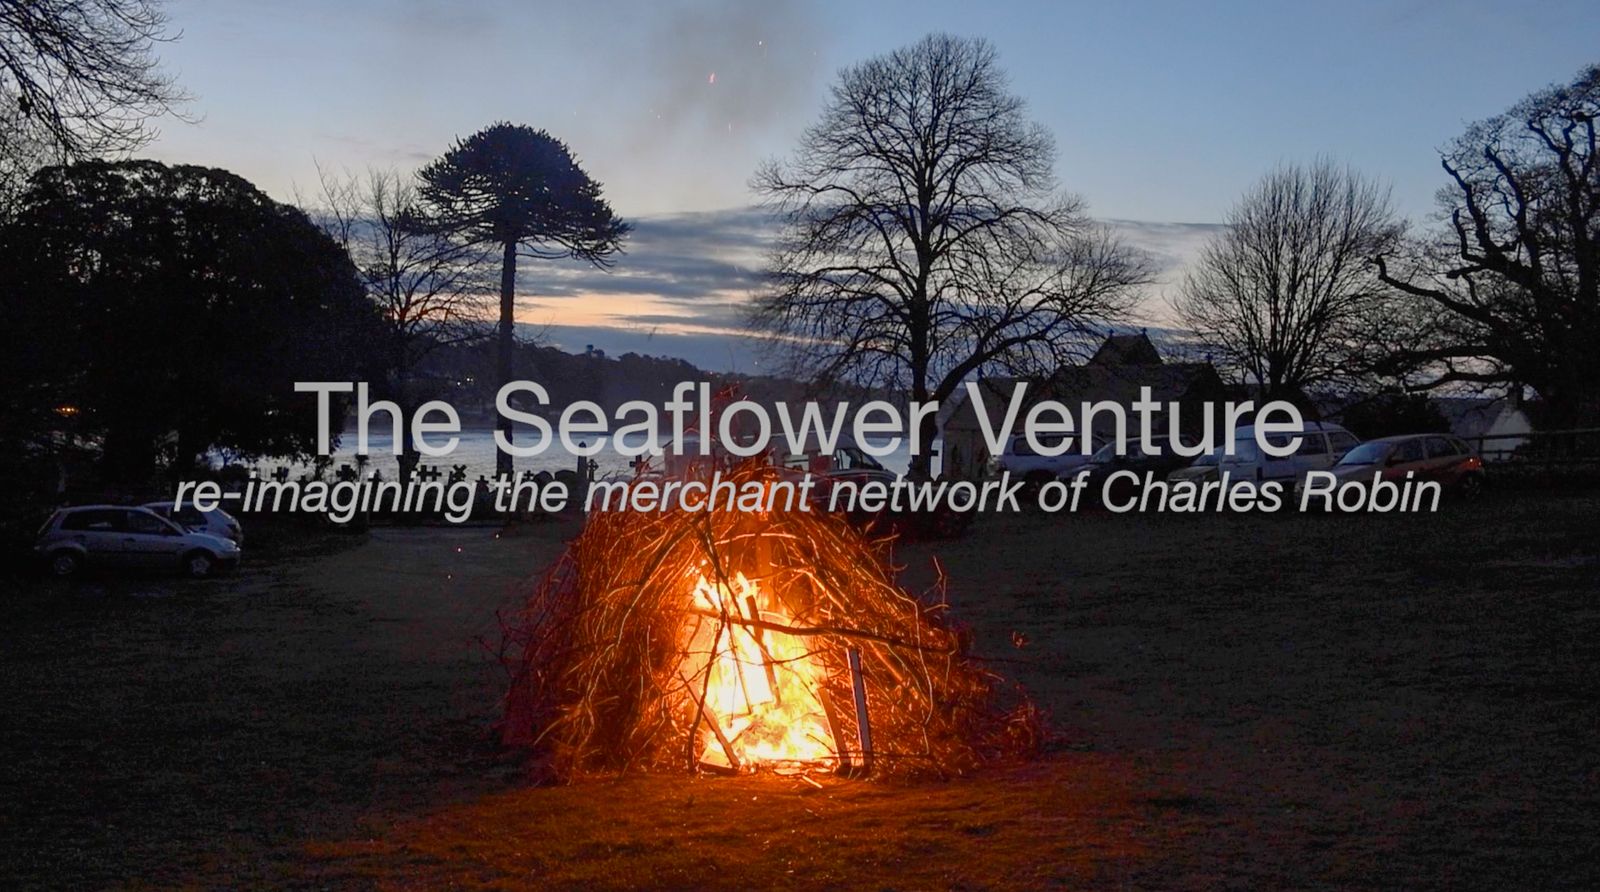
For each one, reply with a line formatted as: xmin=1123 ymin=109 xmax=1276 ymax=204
xmin=747 ymin=530 xmax=783 ymax=699
xmin=818 ymin=688 xmax=853 ymax=775
xmin=742 ymin=596 xmax=782 ymax=701
xmin=678 ymin=668 xmax=740 ymax=773
xmin=848 ymin=646 xmax=873 ymax=776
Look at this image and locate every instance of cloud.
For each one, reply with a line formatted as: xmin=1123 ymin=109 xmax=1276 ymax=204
xmin=615 ymin=310 xmax=750 ymax=330
xmin=517 ymin=209 xmax=1224 ymax=370
xmin=518 ymin=206 xmax=773 ymax=305
xmin=1104 ymin=219 xmax=1222 ymax=280
xmin=1102 ymin=219 xmax=1223 ymax=327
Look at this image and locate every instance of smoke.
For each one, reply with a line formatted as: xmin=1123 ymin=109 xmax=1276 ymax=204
xmin=626 ymin=0 xmax=825 ymax=151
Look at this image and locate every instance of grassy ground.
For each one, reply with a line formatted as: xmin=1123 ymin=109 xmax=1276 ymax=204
xmin=2 ymin=494 xmax=1597 ymax=889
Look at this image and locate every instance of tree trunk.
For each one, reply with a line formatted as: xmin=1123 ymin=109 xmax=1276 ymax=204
xmin=1543 ymin=373 xmax=1600 ymax=431
xmin=906 ymin=297 xmax=933 ymax=481
xmin=171 ymin=422 xmax=203 ymax=482
xmin=906 ymin=368 xmax=934 ymax=480
xmin=912 ymin=402 xmax=940 ymax=480
xmin=394 ymin=369 xmax=419 ymax=486
xmin=905 ymin=372 xmax=933 ymax=480
xmin=497 ymin=240 xmax=518 ymax=480
xmin=102 ymin=424 xmax=156 ymax=487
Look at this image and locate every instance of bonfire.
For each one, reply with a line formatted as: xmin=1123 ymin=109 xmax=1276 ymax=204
xmin=499 ymin=462 xmax=1039 ymax=779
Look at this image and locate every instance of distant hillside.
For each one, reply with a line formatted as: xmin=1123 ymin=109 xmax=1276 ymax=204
xmin=411 ymin=341 xmax=884 ymax=425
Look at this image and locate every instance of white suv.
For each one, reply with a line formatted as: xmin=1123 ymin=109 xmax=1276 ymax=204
xmin=1168 ymin=422 xmax=1360 ymax=485
xmin=995 ymin=432 xmax=1110 ymax=483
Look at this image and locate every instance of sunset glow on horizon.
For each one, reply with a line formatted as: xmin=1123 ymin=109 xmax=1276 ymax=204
xmin=142 ymin=0 xmax=1600 ymax=370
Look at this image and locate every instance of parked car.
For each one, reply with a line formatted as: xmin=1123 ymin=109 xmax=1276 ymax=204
xmin=994 ymin=431 xmax=1110 ymax=484
xmin=143 ymin=500 xmax=243 ymax=545
xmin=777 ymin=434 xmax=900 ymax=490
xmin=1168 ymin=421 xmax=1360 ymax=486
xmin=1074 ymin=434 xmax=1200 ymax=505
xmin=775 ymin=436 xmax=972 ymax=537
xmin=35 ymin=505 xmax=242 ymax=578
xmin=1294 ymin=433 xmax=1485 ymax=501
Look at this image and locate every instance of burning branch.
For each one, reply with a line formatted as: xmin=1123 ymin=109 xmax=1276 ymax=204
xmin=499 ymin=463 xmax=1040 ymax=779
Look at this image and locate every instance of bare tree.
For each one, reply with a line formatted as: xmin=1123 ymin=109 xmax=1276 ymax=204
xmin=0 ymin=115 xmax=45 ymax=220
xmin=0 ymin=0 xmax=183 ymax=159
xmin=752 ymin=34 xmax=1148 ymax=478
xmin=1171 ymin=160 xmax=1404 ymax=407
xmin=1376 ymin=65 xmax=1600 ymax=428
xmin=311 ymin=167 xmax=493 ymax=481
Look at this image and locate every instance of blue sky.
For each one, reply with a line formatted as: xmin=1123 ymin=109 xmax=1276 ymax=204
xmin=147 ymin=0 xmax=1600 ymax=369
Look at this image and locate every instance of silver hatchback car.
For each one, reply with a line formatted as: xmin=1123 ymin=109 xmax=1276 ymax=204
xmin=35 ymin=505 xmax=242 ymax=578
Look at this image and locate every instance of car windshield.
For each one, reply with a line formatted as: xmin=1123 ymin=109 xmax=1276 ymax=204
xmin=787 ymin=446 xmax=885 ymax=472
xmin=836 ymin=447 xmax=884 ymax=471
xmin=1338 ymin=442 xmax=1390 ymax=465
xmin=1193 ymin=439 xmax=1258 ymax=466
xmin=1089 ymin=441 xmax=1122 ymax=463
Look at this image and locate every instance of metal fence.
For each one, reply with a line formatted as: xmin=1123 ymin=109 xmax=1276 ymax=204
xmin=1465 ymin=428 xmax=1600 ymax=466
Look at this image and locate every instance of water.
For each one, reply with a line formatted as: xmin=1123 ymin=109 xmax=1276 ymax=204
xmin=255 ymin=426 xmax=937 ymax=481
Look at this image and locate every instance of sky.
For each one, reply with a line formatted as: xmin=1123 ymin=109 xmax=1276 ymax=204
xmin=146 ymin=0 xmax=1600 ymax=370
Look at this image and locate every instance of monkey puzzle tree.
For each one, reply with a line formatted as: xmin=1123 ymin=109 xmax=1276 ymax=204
xmin=418 ymin=123 xmax=629 ymax=477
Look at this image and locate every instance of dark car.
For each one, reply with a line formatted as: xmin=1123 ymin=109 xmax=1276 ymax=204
xmin=1074 ymin=435 xmax=1200 ymax=505
xmin=779 ymin=441 xmax=972 ymax=537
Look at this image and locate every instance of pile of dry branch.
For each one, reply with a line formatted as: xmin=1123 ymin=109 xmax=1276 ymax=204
xmin=498 ymin=464 xmax=1039 ymax=779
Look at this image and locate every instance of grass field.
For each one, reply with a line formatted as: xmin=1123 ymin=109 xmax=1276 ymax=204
xmin=2 ymin=494 xmax=1597 ymax=889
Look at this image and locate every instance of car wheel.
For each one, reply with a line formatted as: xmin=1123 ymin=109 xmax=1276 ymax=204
xmin=50 ymin=551 xmax=82 ymax=577
xmin=1458 ymin=474 xmax=1484 ymax=499
xmin=184 ymin=550 xmax=216 ymax=579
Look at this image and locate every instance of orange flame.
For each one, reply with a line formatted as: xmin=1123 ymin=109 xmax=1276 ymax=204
xmin=681 ymin=572 xmax=837 ymax=772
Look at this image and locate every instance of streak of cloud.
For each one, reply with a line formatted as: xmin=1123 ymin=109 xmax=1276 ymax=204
xmin=514 ymin=209 xmax=1224 ymax=369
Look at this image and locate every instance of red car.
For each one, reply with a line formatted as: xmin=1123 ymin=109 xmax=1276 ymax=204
xmin=1316 ymin=433 xmax=1486 ymax=496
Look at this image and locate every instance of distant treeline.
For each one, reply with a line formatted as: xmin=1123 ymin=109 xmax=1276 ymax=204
xmin=410 ymin=340 xmax=889 ymax=425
